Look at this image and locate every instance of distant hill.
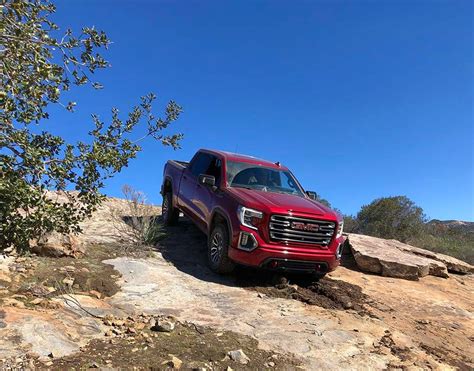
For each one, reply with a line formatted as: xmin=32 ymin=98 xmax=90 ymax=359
xmin=428 ymin=220 xmax=474 ymax=234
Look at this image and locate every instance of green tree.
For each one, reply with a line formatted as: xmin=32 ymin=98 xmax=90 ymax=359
xmin=342 ymin=215 xmax=358 ymax=233
xmin=356 ymin=196 xmax=426 ymax=242
xmin=0 ymin=0 xmax=183 ymax=252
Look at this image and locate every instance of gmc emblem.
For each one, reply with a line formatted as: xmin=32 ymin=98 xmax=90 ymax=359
xmin=291 ymin=222 xmax=319 ymax=232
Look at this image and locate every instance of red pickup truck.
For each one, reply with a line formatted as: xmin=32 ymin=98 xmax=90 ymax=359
xmin=161 ymin=149 xmax=344 ymax=277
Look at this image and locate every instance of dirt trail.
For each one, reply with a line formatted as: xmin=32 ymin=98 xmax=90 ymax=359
xmin=104 ymin=220 xmax=473 ymax=369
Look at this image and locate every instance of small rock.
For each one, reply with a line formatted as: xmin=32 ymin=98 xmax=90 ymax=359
xmin=194 ymin=324 xmax=206 ymax=334
xmin=161 ymin=355 xmax=182 ymax=369
xmin=342 ymin=300 xmax=353 ymax=309
xmin=63 ymin=265 xmax=76 ymax=273
xmin=127 ymin=327 xmax=137 ymax=334
xmin=62 ymin=277 xmax=74 ymax=288
xmin=30 ymin=298 xmax=43 ymax=305
xmin=3 ymin=298 xmax=25 ymax=308
xmin=151 ymin=318 xmax=175 ymax=332
xmin=131 ymin=348 xmax=139 ymax=352
xmin=80 ymin=267 xmax=90 ymax=273
xmin=227 ymin=349 xmax=250 ymax=365
xmin=89 ymin=290 xmax=102 ymax=299
xmin=112 ymin=328 xmax=122 ymax=335
xmin=135 ymin=322 xmax=146 ymax=330
xmin=12 ymin=294 xmax=28 ymax=300
xmin=264 ymin=361 xmax=275 ymax=367
xmin=105 ymin=330 xmax=113 ymax=337
xmin=416 ymin=319 xmax=430 ymax=325
xmin=112 ymin=320 xmax=125 ymax=327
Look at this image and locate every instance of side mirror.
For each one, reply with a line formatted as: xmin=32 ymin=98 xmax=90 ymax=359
xmin=198 ymin=174 xmax=216 ymax=187
xmin=306 ymin=191 xmax=316 ymax=200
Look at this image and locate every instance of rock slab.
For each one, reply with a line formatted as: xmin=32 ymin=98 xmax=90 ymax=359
xmin=347 ymin=234 xmax=452 ymax=280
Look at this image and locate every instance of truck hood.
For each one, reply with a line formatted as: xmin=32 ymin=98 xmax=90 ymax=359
xmin=226 ymin=187 xmax=338 ymax=219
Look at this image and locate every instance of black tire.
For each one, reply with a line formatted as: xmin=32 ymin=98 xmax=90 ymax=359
xmin=208 ymin=224 xmax=235 ymax=274
xmin=311 ymin=273 xmax=326 ymax=282
xmin=162 ymin=192 xmax=179 ymax=226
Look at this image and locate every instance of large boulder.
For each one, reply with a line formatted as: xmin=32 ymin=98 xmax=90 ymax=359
xmin=347 ymin=234 xmax=449 ymax=280
xmin=30 ymin=232 xmax=85 ymax=258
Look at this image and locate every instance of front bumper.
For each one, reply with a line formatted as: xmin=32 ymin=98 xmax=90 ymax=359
xmin=228 ymin=225 xmax=344 ymax=273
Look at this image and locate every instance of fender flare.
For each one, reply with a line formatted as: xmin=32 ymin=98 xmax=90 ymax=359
xmin=209 ymin=206 xmax=233 ymax=240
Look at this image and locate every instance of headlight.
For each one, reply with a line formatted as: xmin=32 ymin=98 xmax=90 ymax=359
xmin=237 ymin=205 xmax=263 ymax=230
xmin=336 ymin=220 xmax=344 ymax=238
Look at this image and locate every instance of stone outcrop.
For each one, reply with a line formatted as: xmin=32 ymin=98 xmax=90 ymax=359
xmin=30 ymin=232 xmax=85 ymax=258
xmin=347 ymin=233 xmax=473 ymax=280
xmin=394 ymin=243 xmax=474 ymax=274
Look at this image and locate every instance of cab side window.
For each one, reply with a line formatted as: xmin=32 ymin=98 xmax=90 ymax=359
xmin=205 ymin=158 xmax=222 ymax=186
xmin=189 ymin=153 xmax=212 ymax=177
xmin=189 ymin=153 xmax=222 ymax=186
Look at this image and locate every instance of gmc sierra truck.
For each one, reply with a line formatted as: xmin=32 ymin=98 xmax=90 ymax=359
xmin=161 ymin=149 xmax=344 ymax=277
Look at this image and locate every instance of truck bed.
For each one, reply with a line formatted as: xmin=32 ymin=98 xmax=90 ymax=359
xmin=168 ymin=160 xmax=189 ymax=169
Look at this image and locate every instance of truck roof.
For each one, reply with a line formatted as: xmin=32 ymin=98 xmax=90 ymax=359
xmin=199 ymin=149 xmax=286 ymax=169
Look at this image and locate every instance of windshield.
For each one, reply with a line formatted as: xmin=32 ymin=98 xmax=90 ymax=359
xmin=226 ymin=161 xmax=305 ymax=196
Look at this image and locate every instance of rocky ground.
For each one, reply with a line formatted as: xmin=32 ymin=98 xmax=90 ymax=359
xmin=0 ymin=196 xmax=473 ymax=369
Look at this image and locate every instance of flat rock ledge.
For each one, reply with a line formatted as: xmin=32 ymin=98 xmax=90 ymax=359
xmin=347 ymin=233 xmax=474 ymax=281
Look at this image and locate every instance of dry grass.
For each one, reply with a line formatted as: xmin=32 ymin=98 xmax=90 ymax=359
xmin=113 ymin=185 xmax=165 ymax=248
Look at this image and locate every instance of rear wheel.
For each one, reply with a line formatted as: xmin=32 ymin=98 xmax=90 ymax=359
xmin=162 ymin=192 xmax=179 ymax=226
xmin=208 ymin=224 xmax=235 ymax=274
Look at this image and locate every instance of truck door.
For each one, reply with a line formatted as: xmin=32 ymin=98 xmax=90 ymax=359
xmin=178 ymin=152 xmax=213 ymax=229
xmin=193 ymin=155 xmax=222 ymax=226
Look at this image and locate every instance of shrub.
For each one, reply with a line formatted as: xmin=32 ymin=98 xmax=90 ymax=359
xmin=120 ymin=185 xmax=165 ymax=246
xmin=355 ymin=196 xmax=426 ymax=243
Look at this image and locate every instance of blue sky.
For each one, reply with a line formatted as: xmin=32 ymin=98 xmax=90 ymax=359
xmin=49 ymin=0 xmax=473 ymax=221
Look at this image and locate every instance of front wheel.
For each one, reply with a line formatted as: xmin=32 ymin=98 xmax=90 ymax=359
xmin=162 ymin=192 xmax=179 ymax=226
xmin=208 ymin=224 xmax=235 ymax=274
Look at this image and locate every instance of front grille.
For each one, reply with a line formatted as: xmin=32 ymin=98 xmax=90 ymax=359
xmin=269 ymin=215 xmax=336 ymax=247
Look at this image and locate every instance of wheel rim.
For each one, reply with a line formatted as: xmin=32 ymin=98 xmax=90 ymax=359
xmin=162 ymin=195 xmax=169 ymax=220
xmin=210 ymin=232 xmax=224 ymax=264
